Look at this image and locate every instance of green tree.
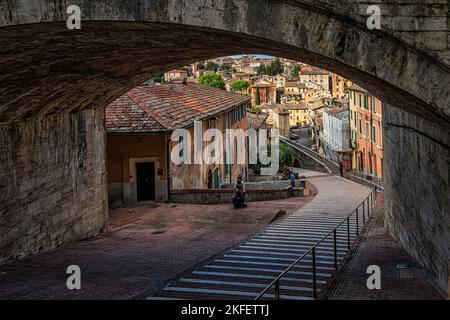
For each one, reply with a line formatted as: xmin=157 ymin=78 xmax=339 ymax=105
xmin=257 ymin=64 xmax=267 ymax=76
xmin=198 ymin=73 xmax=225 ymax=90
xmin=269 ymin=58 xmax=284 ymax=75
xmin=205 ymin=61 xmax=219 ymax=72
xmin=230 ymin=80 xmax=250 ymax=93
xmin=255 ymin=87 xmax=261 ymax=106
xmin=151 ymin=74 xmax=164 ymax=83
xmin=291 ymin=64 xmax=301 ymax=78
xmin=279 ymin=144 xmax=294 ymax=168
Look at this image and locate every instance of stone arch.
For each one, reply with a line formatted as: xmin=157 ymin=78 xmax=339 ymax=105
xmin=0 ymin=0 xmax=449 ymax=293
xmin=0 ymin=0 xmax=448 ymax=125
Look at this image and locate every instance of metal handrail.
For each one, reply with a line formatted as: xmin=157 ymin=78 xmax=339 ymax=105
xmin=255 ymin=188 xmax=377 ymax=300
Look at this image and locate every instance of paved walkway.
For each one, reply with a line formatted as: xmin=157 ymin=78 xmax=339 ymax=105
xmin=149 ymin=175 xmax=372 ymax=300
xmin=324 ymin=195 xmax=446 ymax=300
xmin=292 ymin=167 xmax=328 ymax=178
xmin=0 ymin=192 xmax=315 ymax=300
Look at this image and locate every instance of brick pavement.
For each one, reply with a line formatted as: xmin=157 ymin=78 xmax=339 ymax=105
xmin=324 ymin=194 xmax=446 ymax=300
xmin=0 ymin=185 xmax=316 ymax=300
xmin=149 ymin=175 xmax=373 ymax=299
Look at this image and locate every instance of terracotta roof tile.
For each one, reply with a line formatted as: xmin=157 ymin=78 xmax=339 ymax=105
xmin=247 ymin=112 xmax=269 ymax=129
xmin=106 ymin=83 xmax=250 ymax=134
xmin=105 ymin=94 xmax=167 ymax=133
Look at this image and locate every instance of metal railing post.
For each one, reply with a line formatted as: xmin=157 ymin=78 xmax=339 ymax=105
xmin=356 ymin=209 xmax=359 ymax=236
xmin=362 ymin=205 xmax=365 ymax=225
xmin=372 ymin=189 xmax=376 ymax=210
xmin=312 ymin=247 xmax=317 ymax=299
xmin=371 ymin=191 xmax=373 ymax=209
xmin=333 ymin=229 xmax=338 ymax=270
xmin=362 ymin=201 xmax=365 ymax=220
xmin=275 ymin=280 xmax=280 ymax=300
xmin=347 ymin=217 xmax=351 ymax=249
xmin=254 ymin=189 xmax=380 ymax=300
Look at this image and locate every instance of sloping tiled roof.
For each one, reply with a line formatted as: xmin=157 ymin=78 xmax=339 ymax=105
xmin=105 ymin=94 xmax=167 ymax=133
xmin=284 ymin=102 xmax=308 ymax=110
xmin=106 ymin=83 xmax=250 ymax=134
xmin=166 ymin=69 xmax=188 ymax=74
xmin=247 ymin=112 xmax=269 ymax=129
xmin=285 ymin=82 xmax=308 ymax=88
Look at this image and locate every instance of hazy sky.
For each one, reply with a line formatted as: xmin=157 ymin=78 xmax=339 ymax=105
xmin=229 ymin=54 xmax=274 ymax=59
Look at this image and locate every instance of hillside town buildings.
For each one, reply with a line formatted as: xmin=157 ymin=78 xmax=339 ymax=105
xmin=331 ymin=74 xmax=353 ymax=99
xmin=158 ymin=55 xmax=383 ymax=182
xmin=164 ymin=69 xmax=189 ymax=82
xmin=251 ymin=83 xmax=277 ymax=107
xmin=298 ymin=69 xmax=330 ymax=91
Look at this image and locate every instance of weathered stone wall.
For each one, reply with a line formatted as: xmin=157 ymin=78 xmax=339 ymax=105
xmin=170 ymin=187 xmax=304 ymax=204
xmin=1 ymin=1 xmax=449 ymax=124
xmin=0 ymin=110 xmax=108 ymax=264
xmin=320 ymin=0 xmax=450 ymax=64
xmin=2 ymin=0 xmax=449 ymax=65
xmin=383 ymin=103 xmax=450 ymax=295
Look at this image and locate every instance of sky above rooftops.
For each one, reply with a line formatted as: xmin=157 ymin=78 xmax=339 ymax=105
xmin=228 ymin=54 xmax=274 ymax=59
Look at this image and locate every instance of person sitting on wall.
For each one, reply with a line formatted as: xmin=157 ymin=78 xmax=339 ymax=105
xmin=233 ymin=175 xmax=247 ymax=209
xmin=289 ymin=168 xmax=296 ymax=188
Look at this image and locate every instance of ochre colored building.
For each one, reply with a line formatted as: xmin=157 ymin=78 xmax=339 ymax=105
xmin=285 ymin=103 xmax=310 ymax=127
xmin=106 ymin=82 xmax=250 ymax=207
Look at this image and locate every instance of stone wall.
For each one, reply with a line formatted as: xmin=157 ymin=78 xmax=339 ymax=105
xmin=383 ymin=103 xmax=450 ymax=295
xmin=0 ymin=109 xmax=108 ymax=264
xmin=170 ymin=187 xmax=304 ymax=204
xmin=314 ymin=0 xmax=450 ymax=65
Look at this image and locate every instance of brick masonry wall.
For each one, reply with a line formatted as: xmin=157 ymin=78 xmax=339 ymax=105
xmin=383 ymin=103 xmax=450 ymax=295
xmin=0 ymin=109 xmax=108 ymax=264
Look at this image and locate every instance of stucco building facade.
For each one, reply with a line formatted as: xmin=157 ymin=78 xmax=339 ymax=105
xmin=106 ymin=82 xmax=250 ymax=207
xmin=348 ymin=85 xmax=383 ymax=178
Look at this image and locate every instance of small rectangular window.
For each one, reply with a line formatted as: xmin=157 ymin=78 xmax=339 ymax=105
xmin=373 ymin=125 xmax=377 ymax=144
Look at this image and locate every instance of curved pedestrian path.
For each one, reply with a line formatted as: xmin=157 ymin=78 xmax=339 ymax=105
xmin=148 ymin=175 xmax=372 ymax=300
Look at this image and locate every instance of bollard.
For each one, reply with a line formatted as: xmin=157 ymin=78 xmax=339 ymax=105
xmin=299 ymin=176 xmax=306 ymax=189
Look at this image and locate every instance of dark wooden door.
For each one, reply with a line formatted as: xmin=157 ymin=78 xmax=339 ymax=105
xmin=136 ymin=162 xmax=155 ymax=201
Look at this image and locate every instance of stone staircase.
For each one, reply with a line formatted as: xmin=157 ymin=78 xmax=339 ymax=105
xmin=147 ymin=176 xmax=372 ymax=300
